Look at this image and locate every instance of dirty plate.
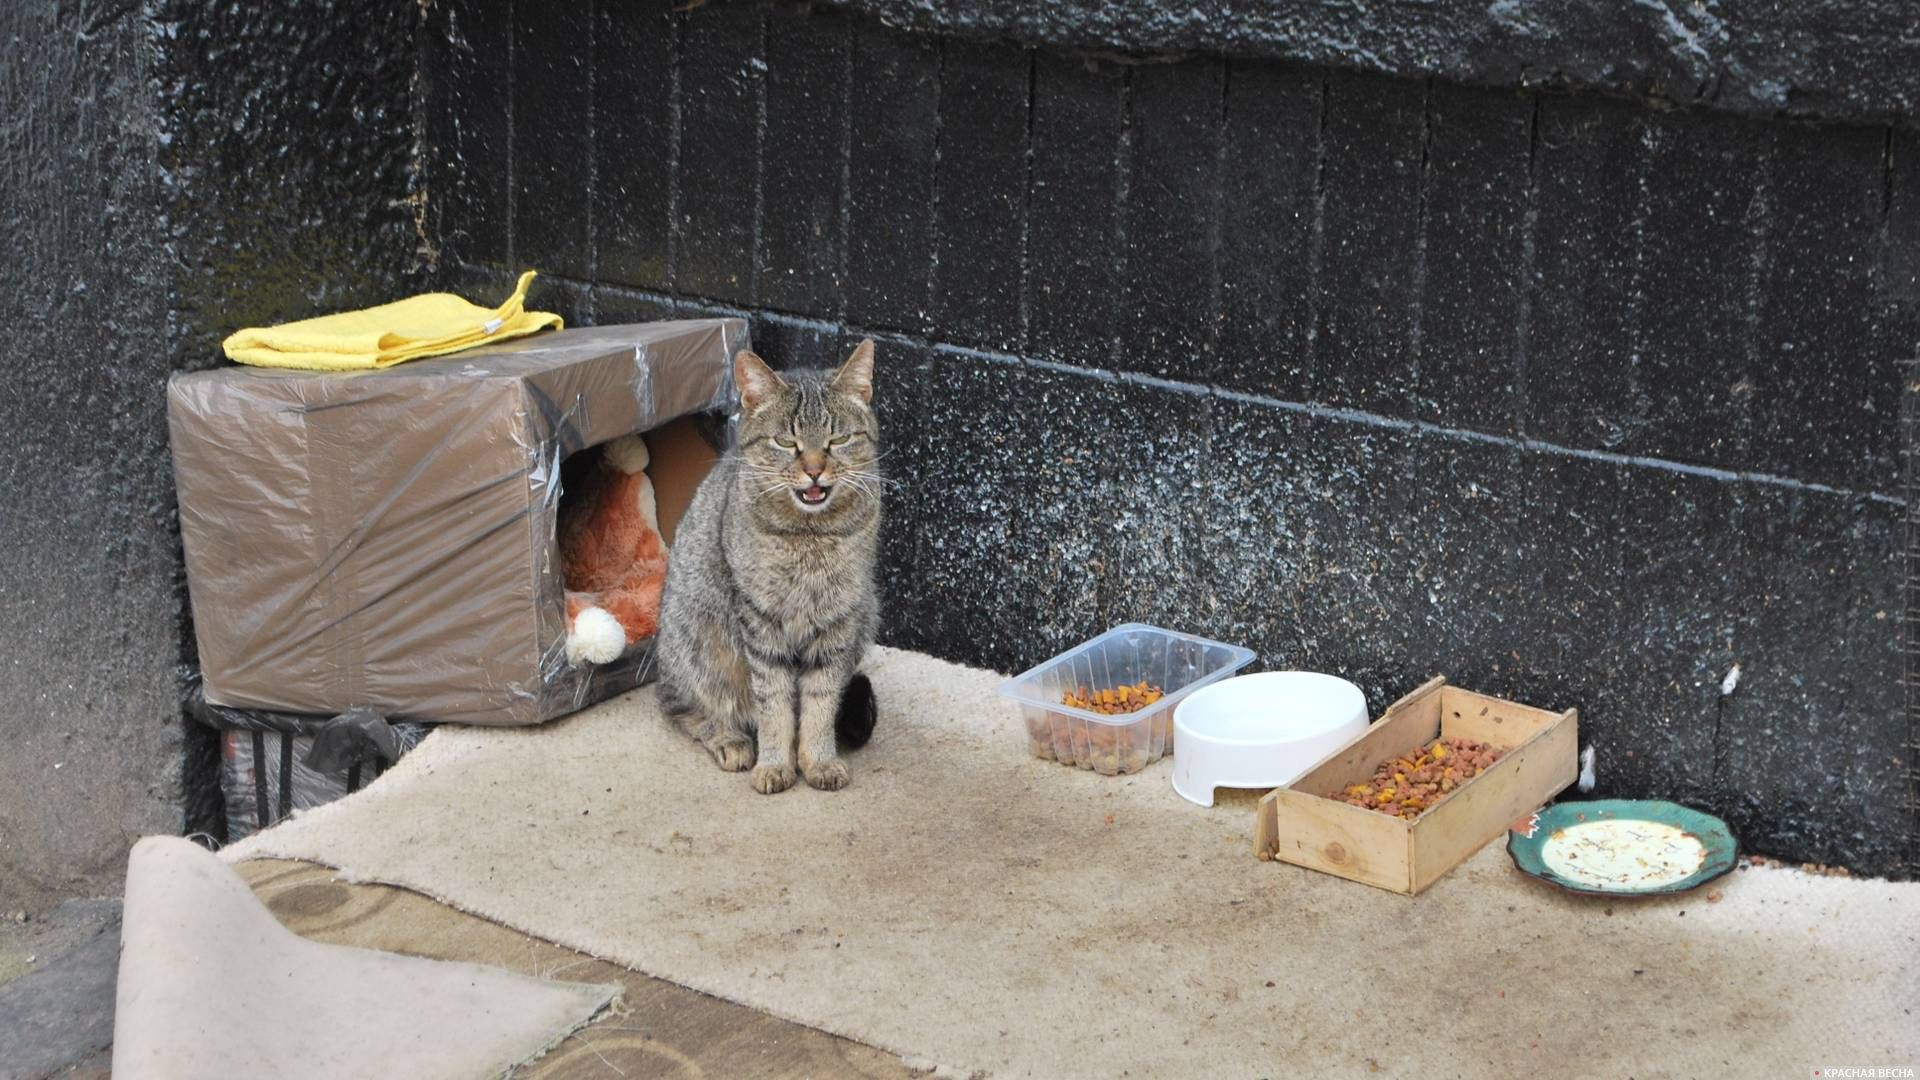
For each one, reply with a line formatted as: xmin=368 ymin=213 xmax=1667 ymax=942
xmin=1506 ymin=799 xmax=1737 ymax=896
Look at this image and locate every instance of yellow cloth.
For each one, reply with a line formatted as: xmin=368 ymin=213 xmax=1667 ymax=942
xmin=221 ymin=270 xmax=563 ymax=370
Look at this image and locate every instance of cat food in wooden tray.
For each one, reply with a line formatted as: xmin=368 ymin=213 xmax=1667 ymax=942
xmin=1333 ymin=736 xmax=1507 ymax=819
xmin=1255 ymin=676 xmax=1577 ymax=894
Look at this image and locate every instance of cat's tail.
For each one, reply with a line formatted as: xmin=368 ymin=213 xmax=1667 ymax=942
xmin=835 ymin=673 xmax=877 ymax=750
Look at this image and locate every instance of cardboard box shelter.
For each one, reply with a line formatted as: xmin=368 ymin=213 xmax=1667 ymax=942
xmin=168 ymin=320 xmax=746 ymax=726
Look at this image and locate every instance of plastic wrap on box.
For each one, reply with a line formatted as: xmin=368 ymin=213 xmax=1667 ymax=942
xmin=187 ymin=675 xmax=429 ymax=841
xmin=168 ymin=321 xmax=744 ymax=726
xmin=220 ymin=723 xmax=431 ymax=842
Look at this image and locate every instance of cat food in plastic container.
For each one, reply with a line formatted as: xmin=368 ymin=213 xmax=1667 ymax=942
xmin=997 ymin=624 xmax=1256 ymax=776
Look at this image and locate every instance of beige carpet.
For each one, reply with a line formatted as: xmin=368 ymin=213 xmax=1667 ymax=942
xmin=237 ymin=859 xmax=915 ymax=1078
xmin=116 ymin=837 xmax=617 ymax=1079
xmin=226 ymin=648 xmax=1920 ymax=1078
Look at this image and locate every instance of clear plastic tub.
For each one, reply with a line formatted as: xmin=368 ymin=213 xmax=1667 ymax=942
xmin=997 ymin=624 xmax=1256 ymax=775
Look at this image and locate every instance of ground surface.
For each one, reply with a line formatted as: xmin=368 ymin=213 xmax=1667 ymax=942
xmin=219 ymin=649 xmax=1920 ymax=1079
xmin=0 ymin=899 xmax=120 ymax=1080
xmin=3 ymin=851 xmax=1909 ymax=1079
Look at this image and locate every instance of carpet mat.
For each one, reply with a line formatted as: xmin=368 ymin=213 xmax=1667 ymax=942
xmin=225 ymin=648 xmax=1920 ymax=1078
xmin=237 ymin=859 xmax=914 ymax=1078
xmin=117 ymin=838 xmax=615 ymax=1078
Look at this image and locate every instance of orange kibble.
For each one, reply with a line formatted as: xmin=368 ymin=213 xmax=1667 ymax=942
xmin=1062 ymin=681 xmax=1165 ymax=717
xmin=1326 ymin=737 xmax=1503 ymax=818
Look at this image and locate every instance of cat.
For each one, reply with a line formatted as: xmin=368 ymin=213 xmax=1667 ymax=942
xmin=654 ymin=339 xmax=883 ymax=794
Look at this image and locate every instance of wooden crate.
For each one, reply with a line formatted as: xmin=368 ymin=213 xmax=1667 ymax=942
xmin=1254 ymin=676 xmax=1578 ymax=895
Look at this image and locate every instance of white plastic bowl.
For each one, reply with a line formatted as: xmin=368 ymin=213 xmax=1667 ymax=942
xmin=1171 ymin=671 xmax=1369 ymax=807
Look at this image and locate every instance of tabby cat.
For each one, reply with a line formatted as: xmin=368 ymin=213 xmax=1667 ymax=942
xmin=654 ymin=340 xmax=883 ymax=794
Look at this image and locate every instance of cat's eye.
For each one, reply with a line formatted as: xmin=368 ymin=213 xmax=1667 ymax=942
xmin=772 ymin=436 xmax=798 ymax=450
xmin=828 ymin=433 xmax=855 ymax=447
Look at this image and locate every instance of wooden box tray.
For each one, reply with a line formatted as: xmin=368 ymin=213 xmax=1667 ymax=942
xmin=1254 ymin=676 xmax=1578 ymax=895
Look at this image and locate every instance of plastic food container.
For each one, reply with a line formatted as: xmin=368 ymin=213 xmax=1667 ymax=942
xmin=997 ymin=624 xmax=1255 ymax=775
xmin=1170 ymin=671 xmax=1369 ymax=806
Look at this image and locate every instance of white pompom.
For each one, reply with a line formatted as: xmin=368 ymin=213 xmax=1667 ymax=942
xmin=601 ymin=434 xmax=650 ymax=475
xmin=566 ymin=606 xmax=626 ymax=665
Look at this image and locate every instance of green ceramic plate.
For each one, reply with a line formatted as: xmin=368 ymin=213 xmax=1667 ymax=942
xmin=1507 ymin=800 xmax=1738 ymax=896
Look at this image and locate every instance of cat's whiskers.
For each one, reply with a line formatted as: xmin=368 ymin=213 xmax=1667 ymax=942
xmin=851 ymin=468 xmax=901 ymax=489
xmin=829 ymin=474 xmax=874 ymax=501
xmin=742 ymin=462 xmax=795 ymax=499
xmin=834 ymin=468 xmax=897 ymax=498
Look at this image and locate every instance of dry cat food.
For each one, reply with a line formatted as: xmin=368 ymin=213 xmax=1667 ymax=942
xmin=1002 ymin=624 xmax=1256 ymax=778
xmin=1336 ymin=737 xmax=1506 ymax=819
xmin=1022 ymin=681 xmax=1172 ymax=774
xmin=1062 ymin=681 xmax=1164 ymax=714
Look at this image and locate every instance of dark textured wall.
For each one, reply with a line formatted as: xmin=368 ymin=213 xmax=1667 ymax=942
xmin=155 ymin=1 xmax=424 ymax=365
xmin=821 ymin=0 xmax=1920 ymax=129
xmin=0 ymin=0 xmax=177 ymax=915
xmin=0 ymin=0 xmax=418 ymax=912
xmin=425 ymin=0 xmax=1919 ymax=876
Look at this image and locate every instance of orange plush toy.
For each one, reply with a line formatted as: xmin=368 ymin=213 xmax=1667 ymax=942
xmin=560 ymin=433 xmax=670 ymax=665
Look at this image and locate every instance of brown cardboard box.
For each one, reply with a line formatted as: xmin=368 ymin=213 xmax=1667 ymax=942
xmin=168 ymin=320 xmax=745 ymax=725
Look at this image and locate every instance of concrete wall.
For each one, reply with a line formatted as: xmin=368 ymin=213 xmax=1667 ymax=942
xmin=0 ymin=0 xmax=419 ymax=912
xmin=424 ymin=0 xmax=1919 ymax=876
xmin=0 ymin=0 xmax=178 ymax=916
xmin=821 ymin=0 xmax=1920 ymax=127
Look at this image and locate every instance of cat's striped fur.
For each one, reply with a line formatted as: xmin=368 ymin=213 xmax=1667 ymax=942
xmin=654 ymin=341 xmax=883 ymax=794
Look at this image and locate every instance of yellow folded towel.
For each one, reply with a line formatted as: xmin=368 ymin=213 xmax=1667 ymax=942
xmin=221 ymin=270 xmax=564 ymax=370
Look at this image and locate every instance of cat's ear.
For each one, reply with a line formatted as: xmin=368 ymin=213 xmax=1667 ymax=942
xmin=831 ymin=338 xmax=875 ymax=404
xmin=734 ymin=350 xmax=786 ymax=415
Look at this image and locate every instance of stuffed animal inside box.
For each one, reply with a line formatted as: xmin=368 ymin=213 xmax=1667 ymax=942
xmin=169 ymin=320 xmax=744 ymax=726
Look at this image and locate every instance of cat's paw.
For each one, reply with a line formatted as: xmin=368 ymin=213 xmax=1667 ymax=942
xmin=750 ymin=762 xmax=796 ymax=795
xmin=802 ymin=758 xmax=850 ymax=791
xmin=706 ymin=734 xmax=756 ymax=772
